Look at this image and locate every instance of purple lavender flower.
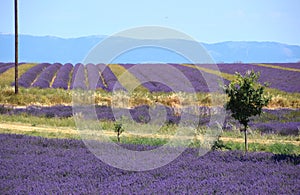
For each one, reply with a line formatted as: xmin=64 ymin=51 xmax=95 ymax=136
xmin=0 ymin=134 xmax=299 ymax=194
xmin=0 ymin=63 xmax=15 ymax=74
xmin=18 ymin=63 xmax=51 ymax=88
xmin=31 ymin=63 xmax=62 ymax=88
xmin=203 ymin=63 xmax=300 ymax=93
xmin=86 ymin=63 xmax=101 ymax=90
xmin=52 ymin=63 xmax=73 ymax=89
xmin=70 ymin=63 xmax=87 ymax=90
xmin=97 ymin=64 xmax=125 ymax=91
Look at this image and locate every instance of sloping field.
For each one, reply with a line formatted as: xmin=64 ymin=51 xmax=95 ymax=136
xmin=1 ymin=62 xmax=299 ymax=93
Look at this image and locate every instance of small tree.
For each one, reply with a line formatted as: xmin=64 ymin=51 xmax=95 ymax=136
xmin=224 ymin=70 xmax=271 ymax=152
xmin=114 ymin=122 xmax=124 ymax=143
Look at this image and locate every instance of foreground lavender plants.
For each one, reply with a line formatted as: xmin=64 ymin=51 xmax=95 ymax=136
xmin=0 ymin=134 xmax=299 ymax=194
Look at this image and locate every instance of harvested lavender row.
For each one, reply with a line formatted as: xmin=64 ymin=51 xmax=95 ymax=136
xmin=202 ymin=63 xmax=300 ymax=93
xmin=70 ymin=63 xmax=87 ymax=90
xmin=1 ymin=133 xmax=299 ymax=194
xmin=52 ymin=63 xmax=73 ymax=90
xmin=31 ymin=63 xmax=62 ymax=88
xmin=18 ymin=63 xmax=51 ymax=88
xmin=98 ymin=64 xmax=125 ymax=91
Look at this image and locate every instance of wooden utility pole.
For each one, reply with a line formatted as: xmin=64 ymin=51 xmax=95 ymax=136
xmin=14 ymin=0 xmax=19 ymax=94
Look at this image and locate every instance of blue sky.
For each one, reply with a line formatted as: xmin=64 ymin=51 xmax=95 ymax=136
xmin=1 ymin=0 xmax=300 ymax=45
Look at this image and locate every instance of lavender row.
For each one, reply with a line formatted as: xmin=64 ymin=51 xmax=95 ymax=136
xmin=86 ymin=63 xmax=105 ymax=90
xmin=0 ymin=63 xmax=14 ymax=74
xmin=201 ymin=63 xmax=300 ymax=93
xmin=1 ymin=133 xmax=299 ymax=194
xmin=1 ymin=63 xmax=26 ymax=74
xmin=52 ymin=63 xmax=73 ymax=90
xmin=98 ymin=64 xmax=125 ymax=91
xmin=8 ymin=105 xmax=181 ymax=124
xmin=70 ymin=63 xmax=87 ymax=90
xmin=251 ymin=122 xmax=300 ymax=136
xmin=69 ymin=63 xmax=80 ymax=89
xmin=18 ymin=63 xmax=50 ymax=88
xmin=6 ymin=104 xmax=299 ymax=135
xmin=31 ymin=63 xmax=62 ymax=88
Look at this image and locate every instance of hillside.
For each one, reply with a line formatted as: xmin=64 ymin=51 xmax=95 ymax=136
xmin=1 ymin=34 xmax=300 ymax=63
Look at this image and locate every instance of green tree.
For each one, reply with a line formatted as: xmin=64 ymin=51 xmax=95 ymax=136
xmin=224 ymin=70 xmax=271 ymax=152
xmin=114 ymin=122 xmax=124 ymax=143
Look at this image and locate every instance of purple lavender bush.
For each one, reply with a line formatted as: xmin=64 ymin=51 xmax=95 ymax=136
xmin=70 ymin=63 xmax=87 ymax=90
xmin=251 ymin=122 xmax=300 ymax=136
xmin=86 ymin=63 xmax=101 ymax=90
xmin=18 ymin=63 xmax=50 ymax=88
xmin=0 ymin=63 xmax=14 ymax=74
xmin=98 ymin=64 xmax=125 ymax=91
xmin=69 ymin=63 xmax=81 ymax=89
xmin=31 ymin=63 xmax=62 ymax=88
xmin=52 ymin=63 xmax=73 ymax=90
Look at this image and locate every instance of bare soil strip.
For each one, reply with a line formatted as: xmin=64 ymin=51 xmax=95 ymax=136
xmin=0 ymin=122 xmax=299 ymax=146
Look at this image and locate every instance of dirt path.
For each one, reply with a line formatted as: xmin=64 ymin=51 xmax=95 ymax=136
xmin=0 ymin=122 xmax=299 ymax=146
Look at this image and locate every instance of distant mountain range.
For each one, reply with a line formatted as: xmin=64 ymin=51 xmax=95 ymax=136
xmin=1 ymin=34 xmax=300 ymax=63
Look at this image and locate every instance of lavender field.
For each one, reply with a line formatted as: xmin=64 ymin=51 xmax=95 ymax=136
xmin=1 ymin=62 xmax=299 ymax=93
xmin=0 ymin=134 xmax=299 ymax=194
xmin=0 ymin=62 xmax=300 ymax=194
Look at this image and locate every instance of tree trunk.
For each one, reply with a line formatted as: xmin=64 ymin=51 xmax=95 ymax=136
xmin=117 ymin=132 xmax=120 ymax=143
xmin=244 ymin=125 xmax=248 ymax=152
xmin=14 ymin=0 xmax=19 ymax=94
